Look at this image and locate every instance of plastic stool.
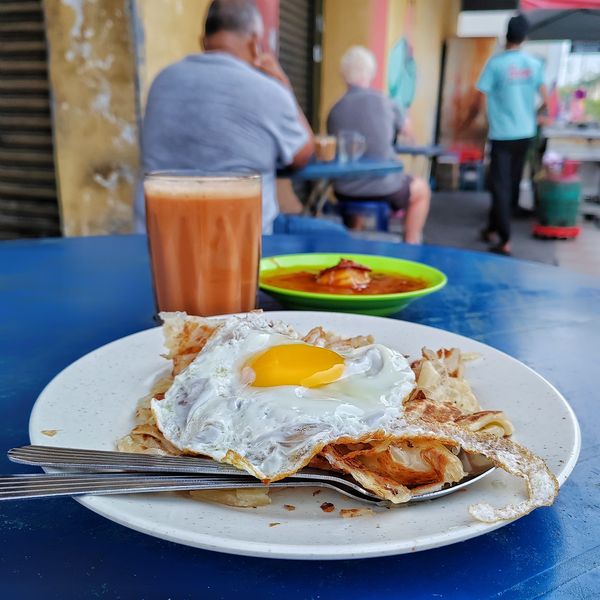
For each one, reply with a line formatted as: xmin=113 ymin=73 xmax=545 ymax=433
xmin=338 ymin=200 xmax=390 ymax=231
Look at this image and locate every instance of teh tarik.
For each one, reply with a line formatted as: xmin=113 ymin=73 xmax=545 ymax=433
xmin=145 ymin=173 xmax=262 ymax=316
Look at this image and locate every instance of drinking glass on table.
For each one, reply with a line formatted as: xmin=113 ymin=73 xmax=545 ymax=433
xmin=144 ymin=171 xmax=262 ymax=316
xmin=337 ymin=130 xmax=366 ymax=163
xmin=314 ymin=135 xmax=337 ymax=162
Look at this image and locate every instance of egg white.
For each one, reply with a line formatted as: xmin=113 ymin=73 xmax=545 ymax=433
xmin=151 ymin=313 xmax=416 ymax=480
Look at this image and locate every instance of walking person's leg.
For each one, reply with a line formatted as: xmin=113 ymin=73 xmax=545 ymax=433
xmin=510 ymin=138 xmax=532 ymax=214
xmin=487 ymin=140 xmax=513 ymax=254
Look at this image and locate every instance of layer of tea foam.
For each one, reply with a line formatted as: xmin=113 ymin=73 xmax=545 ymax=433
xmin=144 ymin=177 xmax=261 ymax=200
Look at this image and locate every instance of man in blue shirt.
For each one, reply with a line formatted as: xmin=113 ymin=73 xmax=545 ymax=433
xmin=137 ymin=0 xmax=314 ymax=233
xmin=467 ymin=14 xmax=547 ymax=255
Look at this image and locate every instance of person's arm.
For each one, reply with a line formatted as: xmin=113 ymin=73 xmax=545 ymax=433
xmin=539 ymin=83 xmax=549 ymax=111
xmin=391 ymin=102 xmax=415 ymax=143
xmin=535 ymin=53 xmax=552 ymax=126
xmin=254 ymin=52 xmax=315 ymax=169
xmin=536 ymin=84 xmax=552 ymax=126
xmin=399 ymin=114 xmax=416 ymax=143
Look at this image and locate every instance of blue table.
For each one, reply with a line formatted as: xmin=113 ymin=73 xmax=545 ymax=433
xmin=394 ymin=143 xmax=446 ymax=158
xmin=283 ymin=157 xmax=403 ymax=216
xmin=291 ymin=157 xmax=404 ymax=180
xmin=2 ymin=234 xmax=600 ymax=599
xmin=393 ymin=144 xmax=446 ymax=185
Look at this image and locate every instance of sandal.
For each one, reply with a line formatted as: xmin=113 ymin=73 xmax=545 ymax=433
xmin=489 ymin=244 xmax=511 ymax=256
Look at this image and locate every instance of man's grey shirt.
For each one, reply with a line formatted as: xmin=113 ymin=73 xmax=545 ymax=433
xmin=137 ymin=52 xmax=308 ymax=233
xmin=327 ymin=86 xmax=404 ymax=197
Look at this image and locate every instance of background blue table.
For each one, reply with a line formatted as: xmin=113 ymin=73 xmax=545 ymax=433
xmin=393 ymin=143 xmax=446 ymax=158
xmin=281 ymin=157 xmax=403 ymax=215
xmin=290 ymin=157 xmax=403 ymax=180
xmin=1 ymin=234 xmax=599 ymax=599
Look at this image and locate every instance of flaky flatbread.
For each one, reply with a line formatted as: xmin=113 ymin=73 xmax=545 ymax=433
xmin=118 ymin=312 xmax=558 ymax=521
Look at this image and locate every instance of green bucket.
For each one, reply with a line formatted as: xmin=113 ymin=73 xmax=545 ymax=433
xmin=536 ymin=180 xmax=581 ymax=227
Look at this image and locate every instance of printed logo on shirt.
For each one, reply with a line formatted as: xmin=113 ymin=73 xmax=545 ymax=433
xmin=508 ymin=66 xmax=532 ymax=81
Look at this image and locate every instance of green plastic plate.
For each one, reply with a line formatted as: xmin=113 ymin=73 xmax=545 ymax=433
xmin=259 ymin=253 xmax=447 ymax=316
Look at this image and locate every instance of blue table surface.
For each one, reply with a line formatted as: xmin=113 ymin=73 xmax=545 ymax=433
xmin=394 ymin=144 xmax=446 ymax=157
xmin=1 ymin=234 xmax=599 ymax=599
xmin=289 ymin=157 xmax=403 ymax=180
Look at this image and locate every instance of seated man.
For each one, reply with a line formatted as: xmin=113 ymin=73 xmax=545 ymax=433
xmin=327 ymin=46 xmax=430 ymax=244
xmin=136 ymin=0 xmax=314 ymax=234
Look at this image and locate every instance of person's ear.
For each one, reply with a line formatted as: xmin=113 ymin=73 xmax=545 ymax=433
xmin=201 ymin=36 xmax=207 ymax=51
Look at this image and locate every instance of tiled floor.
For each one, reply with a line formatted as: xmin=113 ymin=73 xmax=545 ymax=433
xmin=555 ymin=221 xmax=600 ymax=277
xmin=425 ymin=191 xmax=600 ymax=278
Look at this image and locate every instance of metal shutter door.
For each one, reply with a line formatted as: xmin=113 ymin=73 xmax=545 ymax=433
xmin=0 ymin=0 xmax=59 ymax=239
xmin=278 ymin=0 xmax=315 ymax=123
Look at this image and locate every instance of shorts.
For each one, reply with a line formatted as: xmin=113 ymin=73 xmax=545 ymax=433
xmin=335 ymin=175 xmax=413 ymax=211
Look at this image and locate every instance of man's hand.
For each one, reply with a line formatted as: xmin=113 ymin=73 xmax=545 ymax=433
xmin=254 ymin=52 xmax=315 ymax=169
xmin=254 ymin=53 xmax=291 ymax=88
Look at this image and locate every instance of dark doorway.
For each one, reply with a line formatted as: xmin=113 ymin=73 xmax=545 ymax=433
xmin=278 ymin=0 xmax=322 ymax=129
xmin=0 ymin=0 xmax=60 ymax=239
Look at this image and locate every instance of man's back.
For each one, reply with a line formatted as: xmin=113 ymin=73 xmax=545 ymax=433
xmin=327 ymin=86 xmax=403 ymax=197
xmin=140 ymin=52 xmax=307 ymax=232
xmin=477 ymin=49 xmax=543 ymax=141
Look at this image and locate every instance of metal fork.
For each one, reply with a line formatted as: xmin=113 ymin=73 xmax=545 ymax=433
xmin=5 ymin=445 xmax=385 ymax=504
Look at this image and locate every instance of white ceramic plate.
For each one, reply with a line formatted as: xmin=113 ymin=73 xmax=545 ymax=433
xmin=29 ymin=312 xmax=580 ymax=560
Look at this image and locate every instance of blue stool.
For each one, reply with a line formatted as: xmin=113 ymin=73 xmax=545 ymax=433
xmin=338 ymin=200 xmax=390 ymax=231
xmin=459 ymin=161 xmax=486 ymax=191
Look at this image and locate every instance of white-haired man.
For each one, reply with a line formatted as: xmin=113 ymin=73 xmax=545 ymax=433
xmin=327 ymin=46 xmax=430 ymax=243
xmin=137 ymin=0 xmax=314 ymax=233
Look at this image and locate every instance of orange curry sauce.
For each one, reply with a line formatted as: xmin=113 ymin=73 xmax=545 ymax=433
xmin=263 ymin=269 xmax=428 ymax=296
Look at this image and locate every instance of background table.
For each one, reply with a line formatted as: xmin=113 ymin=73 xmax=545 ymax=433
xmin=394 ymin=143 xmax=446 ymax=158
xmin=2 ymin=234 xmax=600 ymax=599
xmin=282 ymin=157 xmax=403 ymax=215
xmin=393 ymin=143 xmax=445 ymax=186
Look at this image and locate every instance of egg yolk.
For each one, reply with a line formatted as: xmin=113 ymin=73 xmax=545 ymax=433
xmin=246 ymin=344 xmax=345 ymax=388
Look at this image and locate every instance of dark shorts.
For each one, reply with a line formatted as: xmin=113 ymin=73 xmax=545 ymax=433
xmin=335 ymin=175 xmax=413 ymax=211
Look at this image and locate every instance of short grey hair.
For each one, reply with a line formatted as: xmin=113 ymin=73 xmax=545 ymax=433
xmin=204 ymin=0 xmax=263 ymax=38
xmin=340 ymin=46 xmax=377 ymax=86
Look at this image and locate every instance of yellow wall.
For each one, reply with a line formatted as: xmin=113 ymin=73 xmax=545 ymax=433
xmin=320 ymin=0 xmax=461 ymax=174
xmin=320 ymin=0 xmax=372 ymax=133
xmin=45 ymin=0 xmax=140 ymax=236
xmin=387 ymin=0 xmax=445 ymax=146
xmin=45 ymin=0 xmax=212 ymax=236
xmin=136 ymin=0 xmax=211 ymax=108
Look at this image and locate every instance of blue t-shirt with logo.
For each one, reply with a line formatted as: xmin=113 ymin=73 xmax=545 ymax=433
xmin=477 ymin=49 xmax=544 ymax=141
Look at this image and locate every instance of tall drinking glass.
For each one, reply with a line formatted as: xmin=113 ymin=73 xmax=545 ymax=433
xmin=144 ymin=172 xmax=262 ymax=316
xmin=337 ymin=130 xmax=366 ymax=164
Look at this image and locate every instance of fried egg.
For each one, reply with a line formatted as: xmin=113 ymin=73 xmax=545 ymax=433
xmin=152 ymin=313 xmax=416 ymax=480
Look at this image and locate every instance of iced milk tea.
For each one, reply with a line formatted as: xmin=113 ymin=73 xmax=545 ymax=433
xmin=144 ymin=173 xmax=262 ymax=316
